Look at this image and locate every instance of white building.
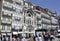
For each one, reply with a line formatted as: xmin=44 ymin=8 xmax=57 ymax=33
xmin=0 ymin=0 xmax=58 ymax=39
xmin=0 ymin=0 xmax=25 ymax=40
xmin=23 ymin=2 xmax=36 ymax=36
xmin=33 ymin=6 xmax=58 ymax=30
xmin=0 ymin=0 xmax=13 ymax=40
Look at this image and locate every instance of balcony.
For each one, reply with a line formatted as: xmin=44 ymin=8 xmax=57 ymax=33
xmin=51 ymin=18 xmax=58 ymax=24
xmin=12 ymin=25 xmax=22 ymax=29
xmin=13 ymin=4 xmax=23 ymax=11
xmin=51 ymin=25 xmax=57 ymax=29
xmin=3 ymin=1 xmax=13 ymax=9
xmin=2 ymin=9 xmax=12 ymax=16
xmin=37 ymin=14 xmax=41 ymax=19
xmin=13 ymin=13 xmax=23 ymax=18
xmin=12 ymin=21 xmax=22 ymax=26
xmin=42 ymin=18 xmax=51 ymax=24
xmin=25 ymin=17 xmax=34 ymax=21
xmin=41 ymin=13 xmax=50 ymax=19
xmin=15 ymin=0 xmax=22 ymax=4
xmin=37 ymin=21 xmax=41 ymax=25
xmin=37 ymin=26 xmax=42 ymax=29
xmin=52 ymin=21 xmax=58 ymax=24
xmin=1 ymin=17 xmax=12 ymax=24
xmin=37 ymin=17 xmax=41 ymax=20
xmin=1 ymin=25 xmax=11 ymax=32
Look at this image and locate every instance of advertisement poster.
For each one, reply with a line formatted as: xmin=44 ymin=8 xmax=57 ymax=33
xmin=36 ymin=31 xmax=42 ymax=36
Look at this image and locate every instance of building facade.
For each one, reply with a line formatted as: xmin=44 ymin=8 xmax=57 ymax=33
xmin=0 ymin=0 xmax=25 ymax=40
xmin=33 ymin=6 xmax=58 ymax=30
xmin=0 ymin=0 xmax=58 ymax=40
xmin=0 ymin=0 xmax=13 ymax=40
xmin=57 ymin=16 xmax=60 ymax=29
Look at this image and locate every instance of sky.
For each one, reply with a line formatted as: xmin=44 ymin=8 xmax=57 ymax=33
xmin=27 ymin=0 xmax=60 ymax=16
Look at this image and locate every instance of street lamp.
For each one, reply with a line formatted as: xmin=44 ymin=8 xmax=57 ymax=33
xmin=0 ymin=29 xmax=1 ymax=35
xmin=0 ymin=25 xmax=1 ymax=35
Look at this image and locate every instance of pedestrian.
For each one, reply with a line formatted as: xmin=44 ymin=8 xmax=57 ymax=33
xmin=43 ymin=32 xmax=50 ymax=41
xmin=5 ymin=36 xmax=9 ymax=41
xmin=17 ymin=37 xmax=20 ymax=41
xmin=33 ymin=35 xmax=36 ymax=41
xmin=50 ymin=32 xmax=54 ymax=41
xmin=30 ymin=36 xmax=34 ymax=41
xmin=21 ymin=36 xmax=26 ymax=41
xmin=35 ymin=34 xmax=43 ymax=41
xmin=12 ymin=36 xmax=17 ymax=41
xmin=2 ymin=36 xmax=6 ymax=41
xmin=0 ymin=37 xmax=2 ymax=41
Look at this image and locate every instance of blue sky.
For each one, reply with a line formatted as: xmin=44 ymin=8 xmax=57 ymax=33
xmin=27 ymin=0 xmax=60 ymax=15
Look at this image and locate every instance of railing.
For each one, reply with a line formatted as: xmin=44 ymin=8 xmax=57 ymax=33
xmin=2 ymin=9 xmax=12 ymax=16
xmin=52 ymin=25 xmax=57 ymax=29
xmin=25 ymin=16 xmax=33 ymax=20
xmin=15 ymin=0 xmax=22 ymax=3
xmin=42 ymin=18 xmax=50 ymax=23
xmin=52 ymin=21 xmax=58 ymax=24
xmin=51 ymin=19 xmax=58 ymax=24
xmin=13 ymin=13 xmax=23 ymax=18
xmin=1 ymin=17 xmax=12 ymax=24
xmin=37 ymin=14 xmax=41 ymax=19
xmin=42 ymin=13 xmax=50 ymax=18
xmin=1 ymin=26 xmax=11 ymax=32
xmin=13 ymin=3 xmax=23 ymax=10
xmin=37 ymin=20 xmax=41 ymax=24
xmin=3 ymin=1 xmax=13 ymax=8
xmin=12 ymin=21 xmax=22 ymax=26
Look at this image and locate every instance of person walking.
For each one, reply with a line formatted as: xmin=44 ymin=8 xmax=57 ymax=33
xmin=17 ymin=37 xmax=20 ymax=41
xmin=0 ymin=37 xmax=2 ymax=41
xmin=43 ymin=32 xmax=50 ymax=41
xmin=12 ymin=36 xmax=17 ymax=41
xmin=35 ymin=34 xmax=43 ymax=41
xmin=50 ymin=32 xmax=54 ymax=41
xmin=21 ymin=36 xmax=26 ymax=41
xmin=30 ymin=36 xmax=34 ymax=41
xmin=2 ymin=36 xmax=6 ymax=41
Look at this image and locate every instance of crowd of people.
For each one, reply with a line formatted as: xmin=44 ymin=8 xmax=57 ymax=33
xmin=34 ymin=31 xmax=55 ymax=41
xmin=12 ymin=31 xmax=55 ymax=41
xmin=0 ymin=31 xmax=55 ymax=41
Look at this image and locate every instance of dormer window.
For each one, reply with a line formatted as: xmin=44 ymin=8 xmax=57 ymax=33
xmin=28 ymin=14 xmax=31 ymax=17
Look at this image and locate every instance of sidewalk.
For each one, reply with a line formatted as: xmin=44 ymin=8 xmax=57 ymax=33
xmin=52 ymin=37 xmax=60 ymax=41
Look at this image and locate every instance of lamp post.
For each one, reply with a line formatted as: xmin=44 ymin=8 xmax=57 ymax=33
xmin=0 ymin=26 xmax=1 ymax=36
xmin=0 ymin=29 xmax=1 ymax=36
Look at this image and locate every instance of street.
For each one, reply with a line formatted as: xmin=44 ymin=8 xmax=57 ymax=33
xmin=51 ymin=37 xmax=60 ymax=41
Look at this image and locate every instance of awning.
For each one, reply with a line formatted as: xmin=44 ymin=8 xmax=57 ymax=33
xmin=18 ymin=32 xmax=34 ymax=34
xmin=13 ymin=32 xmax=18 ymax=35
xmin=1 ymin=33 xmax=6 ymax=35
xmin=13 ymin=31 xmax=34 ymax=34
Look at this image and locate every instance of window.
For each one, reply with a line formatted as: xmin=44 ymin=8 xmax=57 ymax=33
xmin=2 ymin=25 xmax=5 ymax=30
xmin=28 ymin=20 xmax=30 ymax=24
xmin=27 ymin=20 xmax=32 ymax=25
xmin=5 ymin=0 xmax=13 ymax=3
xmin=28 ymin=14 xmax=31 ymax=17
xmin=5 ymin=26 xmax=7 ymax=30
xmin=7 ymin=26 xmax=11 ymax=30
xmin=24 ymin=19 xmax=25 ymax=23
xmin=30 ymin=20 xmax=31 ymax=24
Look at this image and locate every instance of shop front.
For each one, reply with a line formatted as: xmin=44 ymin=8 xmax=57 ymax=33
xmin=35 ymin=29 xmax=48 ymax=36
xmin=1 ymin=32 xmax=12 ymax=41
